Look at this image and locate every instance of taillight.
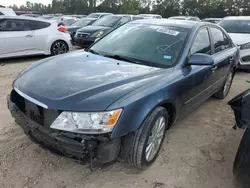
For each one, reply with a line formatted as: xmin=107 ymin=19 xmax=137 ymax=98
xmin=58 ymin=27 xmax=67 ymax=33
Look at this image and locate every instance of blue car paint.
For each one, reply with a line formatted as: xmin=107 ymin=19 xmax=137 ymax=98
xmin=13 ymin=21 xmax=239 ymax=139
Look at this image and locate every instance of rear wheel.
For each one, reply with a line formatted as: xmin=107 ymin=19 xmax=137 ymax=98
xmin=128 ymin=107 xmax=169 ymax=169
xmin=213 ymin=69 xmax=234 ymax=99
xmin=50 ymin=40 xmax=68 ymax=56
xmin=233 ymin=128 xmax=250 ymax=187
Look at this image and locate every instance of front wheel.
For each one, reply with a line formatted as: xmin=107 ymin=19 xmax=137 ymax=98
xmin=213 ymin=69 xmax=234 ymax=99
xmin=128 ymin=107 xmax=169 ymax=169
xmin=50 ymin=40 xmax=69 ymax=56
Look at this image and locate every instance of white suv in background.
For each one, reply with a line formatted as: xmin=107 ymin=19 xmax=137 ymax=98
xmin=0 ymin=16 xmax=72 ymax=59
xmin=0 ymin=8 xmax=16 ymax=16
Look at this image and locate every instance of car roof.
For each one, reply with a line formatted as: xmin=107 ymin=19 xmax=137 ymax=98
xmin=0 ymin=15 xmax=55 ymax=23
xmin=204 ymin=18 xmax=222 ymax=20
xmin=223 ymin=16 xmax=250 ymax=20
xmin=131 ymin=18 xmax=205 ymax=29
xmin=90 ymin=12 xmax=112 ymax=15
xmin=139 ymin=14 xmax=161 ymax=16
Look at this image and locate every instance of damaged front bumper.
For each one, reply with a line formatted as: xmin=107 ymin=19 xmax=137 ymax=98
xmin=7 ymin=96 xmax=121 ymax=163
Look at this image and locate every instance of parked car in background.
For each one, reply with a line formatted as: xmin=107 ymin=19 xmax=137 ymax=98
xmin=15 ymin=11 xmax=43 ymax=16
xmin=65 ymin=18 xmax=97 ymax=44
xmin=0 ymin=16 xmax=72 ymax=58
xmin=8 ymin=19 xmax=238 ymax=169
xmin=67 ymin=14 xmax=87 ymax=19
xmin=22 ymin=14 xmax=43 ymax=18
xmin=0 ymin=8 xmax=16 ymax=16
xmin=87 ymin=12 xmax=113 ymax=19
xmin=219 ymin=16 xmax=250 ymax=71
xmin=138 ymin=14 xmax=162 ymax=19
xmin=169 ymin=16 xmax=200 ymax=21
xmin=74 ymin=14 xmax=143 ymax=48
xmin=51 ymin=16 xmax=79 ymax=26
xmin=202 ymin=18 xmax=222 ymax=24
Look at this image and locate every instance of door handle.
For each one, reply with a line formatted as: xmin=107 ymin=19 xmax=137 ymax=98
xmin=26 ymin=34 xmax=33 ymax=37
xmin=229 ymin=57 xmax=234 ymax=63
xmin=212 ymin=65 xmax=217 ymax=73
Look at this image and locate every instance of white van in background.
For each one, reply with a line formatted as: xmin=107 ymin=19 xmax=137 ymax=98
xmin=0 ymin=8 xmax=16 ymax=16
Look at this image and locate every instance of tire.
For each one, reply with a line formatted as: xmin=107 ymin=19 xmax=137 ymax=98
xmin=50 ymin=40 xmax=69 ymax=56
xmin=213 ymin=68 xmax=234 ymax=99
xmin=128 ymin=106 xmax=169 ymax=169
xmin=233 ymin=128 xmax=250 ymax=187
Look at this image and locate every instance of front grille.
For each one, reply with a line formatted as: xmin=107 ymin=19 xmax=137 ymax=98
xmin=77 ymin=32 xmax=89 ymax=38
xmin=10 ymin=89 xmax=60 ymax=128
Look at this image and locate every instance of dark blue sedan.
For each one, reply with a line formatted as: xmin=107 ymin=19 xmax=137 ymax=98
xmin=8 ymin=19 xmax=239 ymax=169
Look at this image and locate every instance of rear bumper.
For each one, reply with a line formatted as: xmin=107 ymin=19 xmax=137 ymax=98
xmin=7 ymin=96 xmax=121 ymax=163
xmin=74 ymin=37 xmax=94 ymax=48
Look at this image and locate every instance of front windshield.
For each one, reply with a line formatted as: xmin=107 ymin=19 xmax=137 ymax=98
xmin=92 ymin=16 xmax=121 ymax=27
xmin=91 ymin=23 xmax=189 ymax=68
xmin=219 ymin=20 xmax=250 ymax=33
xmin=87 ymin=13 xmax=100 ymax=18
xmin=71 ymin=19 xmax=91 ymax=26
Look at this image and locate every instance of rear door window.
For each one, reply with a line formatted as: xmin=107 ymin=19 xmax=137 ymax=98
xmin=210 ymin=27 xmax=231 ymax=54
xmin=190 ymin=28 xmax=211 ymax=55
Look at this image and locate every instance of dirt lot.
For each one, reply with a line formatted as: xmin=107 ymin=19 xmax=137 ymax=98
xmin=0 ymin=55 xmax=249 ymax=188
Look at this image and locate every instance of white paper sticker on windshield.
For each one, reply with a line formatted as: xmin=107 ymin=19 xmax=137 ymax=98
xmin=157 ymin=28 xmax=180 ymax=36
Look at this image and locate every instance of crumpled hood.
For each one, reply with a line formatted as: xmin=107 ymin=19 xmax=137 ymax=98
xmin=14 ymin=51 xmax=172 ymax=111
xmin=77 ymin=25 xmax=110 ymax=33
xmin=228 ymin=33 xmax=250 ymax=46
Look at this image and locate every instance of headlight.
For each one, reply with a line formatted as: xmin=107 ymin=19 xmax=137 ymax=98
xmin=240 ymin=42 xmax=250 ymax=50
xmin=50 ymin=109 xmax=122 ymax=134
xmin=91 ymin=31 xmax=104 ymax=38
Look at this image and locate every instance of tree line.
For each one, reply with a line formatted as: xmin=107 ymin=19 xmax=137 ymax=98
xmin=4 ymin=0 xmax=250 ymax=18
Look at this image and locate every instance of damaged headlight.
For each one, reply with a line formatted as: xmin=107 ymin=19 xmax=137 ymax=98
xmin=240 ymin=42 xmax=250 ymax=50
xmin=50 ymin=109 xmax=122 ymax=134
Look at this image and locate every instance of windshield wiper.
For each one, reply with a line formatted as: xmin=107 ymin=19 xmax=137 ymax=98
xmin=103 ymin=54 xmax=142 ymax=65
xmin=86 ymin=49 xmax=99 ymax=55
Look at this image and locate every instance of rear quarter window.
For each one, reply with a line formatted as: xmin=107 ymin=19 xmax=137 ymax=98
xmin=29 ymin=20 xmax=51 ymax=30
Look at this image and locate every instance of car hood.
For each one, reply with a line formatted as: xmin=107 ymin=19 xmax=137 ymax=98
xmin=14 ymin=51 xmax=172 ymax=111
xmin=77 ymin=25 xmax=110 ymax=33
xmin=228 ymin=33 xmax=250 ymax=46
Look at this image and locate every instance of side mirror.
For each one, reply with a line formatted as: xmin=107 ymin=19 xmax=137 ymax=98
xmin=188 ymin=53 xmax=214 ymax=66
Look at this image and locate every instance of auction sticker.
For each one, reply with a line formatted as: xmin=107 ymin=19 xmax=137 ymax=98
xmin=157 ymin=28 xmax=180 ymax=36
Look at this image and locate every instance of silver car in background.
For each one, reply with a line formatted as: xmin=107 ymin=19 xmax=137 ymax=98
xmin=219 ymin=16 xmax=250 ymax=71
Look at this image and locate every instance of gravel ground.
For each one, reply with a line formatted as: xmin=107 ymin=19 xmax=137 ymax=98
xmin=0 ymin=54 xmax=249 ymax=188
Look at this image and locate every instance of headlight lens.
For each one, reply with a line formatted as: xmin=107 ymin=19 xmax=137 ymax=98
xmin=50 ymin=109 xmax=122 ymax=134
xmin=91 ymin=30 xmax=104 ymax=38
xmin=240 ymin=42 xmax=250 ymax=50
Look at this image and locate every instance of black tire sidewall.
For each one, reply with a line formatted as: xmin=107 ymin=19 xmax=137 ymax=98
xmin=51 ymin=41 xmax=69 ymax=56
xmin=141 ymin=107 xmax=169 ymax=167
xmin=222 ymin=69 xmax=235 ymax=98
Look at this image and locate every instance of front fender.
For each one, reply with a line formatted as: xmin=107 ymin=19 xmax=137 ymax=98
xmin=109 ymin=89 xmax=177 ymax=138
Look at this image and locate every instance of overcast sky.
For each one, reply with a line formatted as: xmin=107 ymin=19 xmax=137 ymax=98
xmin=1 ymin=0 xmax=52 ymax=7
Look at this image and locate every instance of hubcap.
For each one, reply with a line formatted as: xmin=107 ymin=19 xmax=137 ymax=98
xmin=52 ymin=42 xmax=67 ymax=55
xmin=145 ymin=116 xmax=166 ymax=162
xmin=223 ymin=72 xmax=233 ymax=96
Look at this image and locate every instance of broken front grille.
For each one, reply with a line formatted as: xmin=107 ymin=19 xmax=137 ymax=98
xmin=10 ymin=89 xmax=60 ymax=128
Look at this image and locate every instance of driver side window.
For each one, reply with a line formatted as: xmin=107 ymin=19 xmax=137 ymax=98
xmin=190 ymin=28 xmax=211 ymax=55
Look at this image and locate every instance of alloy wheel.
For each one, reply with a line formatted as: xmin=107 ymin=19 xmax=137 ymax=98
xmin=145 ymin=116 xmax=166 ymax=162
